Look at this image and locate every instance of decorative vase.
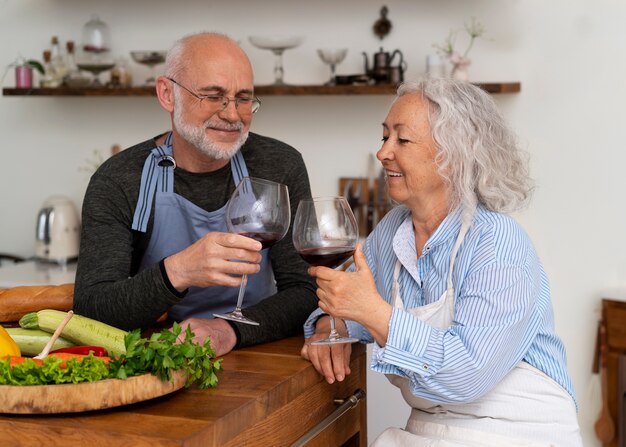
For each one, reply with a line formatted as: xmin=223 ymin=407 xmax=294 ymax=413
xmin=449 ymin=54 xmax=471 ymax=82
xmin=451 ymin=63 xmax=470 ymax=81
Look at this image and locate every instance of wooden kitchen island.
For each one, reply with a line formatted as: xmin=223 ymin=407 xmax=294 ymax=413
xmin=0 ymin=336 xmax=367 ymax=447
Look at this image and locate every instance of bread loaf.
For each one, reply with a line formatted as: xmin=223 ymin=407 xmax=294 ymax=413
xmin=0 ymin=284 xmax=74 ymax=323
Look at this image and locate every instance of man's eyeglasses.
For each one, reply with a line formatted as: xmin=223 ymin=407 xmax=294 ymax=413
xmin=167 ymin=77 xmax=261 ymax=114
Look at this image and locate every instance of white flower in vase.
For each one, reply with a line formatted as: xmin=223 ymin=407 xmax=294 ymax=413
xmin=434 ymin=17 xmax=485 ymax=82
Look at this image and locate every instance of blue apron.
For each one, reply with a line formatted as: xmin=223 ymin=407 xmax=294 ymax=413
xmin=131 ymin=133 xmax=276 ymax=321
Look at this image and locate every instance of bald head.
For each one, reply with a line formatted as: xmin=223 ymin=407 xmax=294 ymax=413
xmin=165 ymin=32 xmax=253 ymax=82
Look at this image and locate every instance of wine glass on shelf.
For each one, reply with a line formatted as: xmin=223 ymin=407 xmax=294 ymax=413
xmin=249 ymin=36 xmax=304 ymax=85
xmin=317 ymin=49 xmax=348 ymax=86
xmin=213 ymin=177 xmax=291 ymax=326
xmin=130 ymin=51 xmax=167 ymax=86
xmin=293 ymin=197 xmax=359 ymax=345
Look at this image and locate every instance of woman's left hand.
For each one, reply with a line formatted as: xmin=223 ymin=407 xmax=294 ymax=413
xmin=309 ymin=243 xmax=392 ymax=343
xmin=301 ymin=316 xmax=352 ymax=384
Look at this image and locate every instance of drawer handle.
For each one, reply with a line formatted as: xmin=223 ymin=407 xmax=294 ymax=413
xmin=290 ymin=389 xmax=366 ymax=447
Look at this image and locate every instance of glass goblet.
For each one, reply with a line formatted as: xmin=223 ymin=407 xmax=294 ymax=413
xmin=130 ymin=51 xmax=167 ymax=86
xmin=213 ymin=177 xmax=290 ymax=326
xmin=317 ymin=49 xmax=348 ymax=86
xmin=249 ymin=36 xmax=304 ymax=85
xmin=293 ymin=196 xmax=359 ymax=344
xmin=76 ymin=62 xmax=115 ymax=87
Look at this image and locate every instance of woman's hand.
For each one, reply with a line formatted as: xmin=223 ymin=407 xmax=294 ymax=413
xmin=310 ymin=243 xmax=392 ymax=345
xmin=301 ymin=316 xmax=352 ymax=384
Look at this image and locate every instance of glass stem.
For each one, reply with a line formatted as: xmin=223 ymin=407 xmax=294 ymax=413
xmin=149 ymin=64 xmax=156 ymax=83
xmin=272 ymin=50 xmax=285 ymax=85
xmin=234 ymin=273 xmax=248 ymax=312
xmin=328 ymin=316 xmax=340 ymax=340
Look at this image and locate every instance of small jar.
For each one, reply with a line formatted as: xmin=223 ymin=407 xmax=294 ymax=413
xmin=110 ymin=57 xmax=132 ymax=87
xmin=15 ymin=63 xmax=33 ymax=88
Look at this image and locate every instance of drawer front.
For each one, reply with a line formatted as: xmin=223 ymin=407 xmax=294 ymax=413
xmin=223 ymin=351 xmax=366 ymax=447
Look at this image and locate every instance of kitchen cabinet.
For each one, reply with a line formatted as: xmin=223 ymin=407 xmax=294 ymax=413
xmin=2 ymin=82 xmax=520 ymax=97
xmin=599 ymin=299 xmax=626 ymax=447
xmin=0 ymin=335 xmax=367 ymax=447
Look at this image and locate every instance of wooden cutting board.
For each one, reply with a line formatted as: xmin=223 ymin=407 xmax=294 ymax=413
xmin=0 ymin=369 xmax=187 ymax=414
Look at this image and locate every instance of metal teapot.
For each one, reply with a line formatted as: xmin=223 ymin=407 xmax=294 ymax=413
xmin=362 ymin=47 xmax=405 ymax=84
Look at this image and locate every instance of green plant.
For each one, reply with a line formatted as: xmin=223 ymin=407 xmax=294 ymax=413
xmin=434 ymin=17 xmax=486 ymax=61
xmin=25 ymin=60 xmax=45 ymax=75
xmin=8 ymin=56 xmax=44 ymax=75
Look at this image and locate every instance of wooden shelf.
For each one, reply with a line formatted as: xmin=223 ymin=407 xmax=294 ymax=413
xmin=2 ymin=82 xmax=520 ymax=97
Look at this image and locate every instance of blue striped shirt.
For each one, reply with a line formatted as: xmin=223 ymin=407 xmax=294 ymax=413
xmin=304 ymin=205 xmax=576 ymax=405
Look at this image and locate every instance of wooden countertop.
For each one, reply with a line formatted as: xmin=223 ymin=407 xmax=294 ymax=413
xmin=0 ymin=336 xmax=367 ymax=447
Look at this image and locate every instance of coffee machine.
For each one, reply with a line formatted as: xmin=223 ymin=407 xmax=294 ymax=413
xmin=35 ymin=195 xmax=80 ymax=264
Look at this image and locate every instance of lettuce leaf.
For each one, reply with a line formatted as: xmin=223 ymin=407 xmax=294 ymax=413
xmin=0 ymin=354 xmax=109 ymax=386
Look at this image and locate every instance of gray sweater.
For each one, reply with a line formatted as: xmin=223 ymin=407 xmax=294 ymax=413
xmin=74 ymin=132 xmax=318 ymax=348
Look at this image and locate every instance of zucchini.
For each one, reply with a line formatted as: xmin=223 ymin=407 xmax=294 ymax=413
xmin=5 ymin=327 xmax=75 ymax=356
xmin=19 ymin=310 xmax=128 ymax=357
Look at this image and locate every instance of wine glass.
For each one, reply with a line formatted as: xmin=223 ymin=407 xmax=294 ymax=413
xmin=293 ymin=197 xmax=359 ymax=345
xmin=214 ymin=177 xmax=291 ymax=326
xmin=317 ymin=49 xmax=348 ymax=86
xmin=130 ymin=51 xmax=167 ymax=86
xmin=249 ymin=36 xmax=304 ymax=85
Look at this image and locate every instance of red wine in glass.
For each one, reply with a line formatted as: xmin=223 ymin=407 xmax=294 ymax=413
xmin=293 ymin=197 xmax=359 ymax=345
xmin=239 ymin=231 xmax=284 ymax=249
xmin=298 ymin=246 xmax=355 ymax=268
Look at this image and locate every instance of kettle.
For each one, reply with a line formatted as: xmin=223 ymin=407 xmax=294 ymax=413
xmin=35 ymin=195 xmax=80 ymax=264
xmin=362 ymin=47 xmax=406 ymax=84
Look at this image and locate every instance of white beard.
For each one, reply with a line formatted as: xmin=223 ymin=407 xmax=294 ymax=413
xmin=173 ymin=94 xmax=249 ymax=160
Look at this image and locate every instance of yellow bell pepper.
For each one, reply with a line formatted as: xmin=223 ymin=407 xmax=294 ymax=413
xmin=0 ymin=325 xmax=21 ymax=357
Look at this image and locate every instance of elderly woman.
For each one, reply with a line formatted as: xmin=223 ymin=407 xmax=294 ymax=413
xmin=301 ymin=78 xmax=582 ymax=446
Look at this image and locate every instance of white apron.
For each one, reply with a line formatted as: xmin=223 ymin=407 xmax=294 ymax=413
xmin=371 ymin=220 xmax=582 ymax=447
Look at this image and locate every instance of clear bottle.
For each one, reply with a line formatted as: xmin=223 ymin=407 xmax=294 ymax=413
xmin=50 ymin=36 xmax=67 ymax=81
xmin=65 ymin=41 xmax=78 ymax=73
xmin=64 ymin=40 xmax=89 ymax=87
xmin=41 ymin=50 xmax=61 ymax=88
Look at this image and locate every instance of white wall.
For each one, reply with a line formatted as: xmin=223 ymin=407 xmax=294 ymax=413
xmin=2 ymin=1 xmax=624 ymax=445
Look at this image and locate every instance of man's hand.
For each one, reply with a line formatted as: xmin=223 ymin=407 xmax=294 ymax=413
xmin=177 ymin=317 xmax=237 ymax=357
xmin=164 ymin=232 xmax=263 ymax=292
xmin=301 ymin=316 xmax=352 ymax=384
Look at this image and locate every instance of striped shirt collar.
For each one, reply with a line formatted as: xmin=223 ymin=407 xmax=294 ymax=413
xmin=392 ymin=206 xmax=464 ymax=283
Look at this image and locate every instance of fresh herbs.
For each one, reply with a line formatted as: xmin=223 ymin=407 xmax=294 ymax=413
xmin=0 ymin=323 xmax=222 ymax=389
xmin=109 ymin=323 xmax=222 ymax=389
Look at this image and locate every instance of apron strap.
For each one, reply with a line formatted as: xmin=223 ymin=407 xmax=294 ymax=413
xmin=132 ymin=135 xmax=249 ymax=233
xmin=392 ymin=210 xmax=473 ymax=309
xmin=132 ymin=134 xmax=175 ymax=232
xmin=446 ymin=218 xmax=471 ymax=293
xmin=231 ymin=149 xmax=248 ymax=185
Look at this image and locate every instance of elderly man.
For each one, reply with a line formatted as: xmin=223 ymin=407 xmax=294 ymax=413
xmin=74 ymin=32 xmax=317 ymax=356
